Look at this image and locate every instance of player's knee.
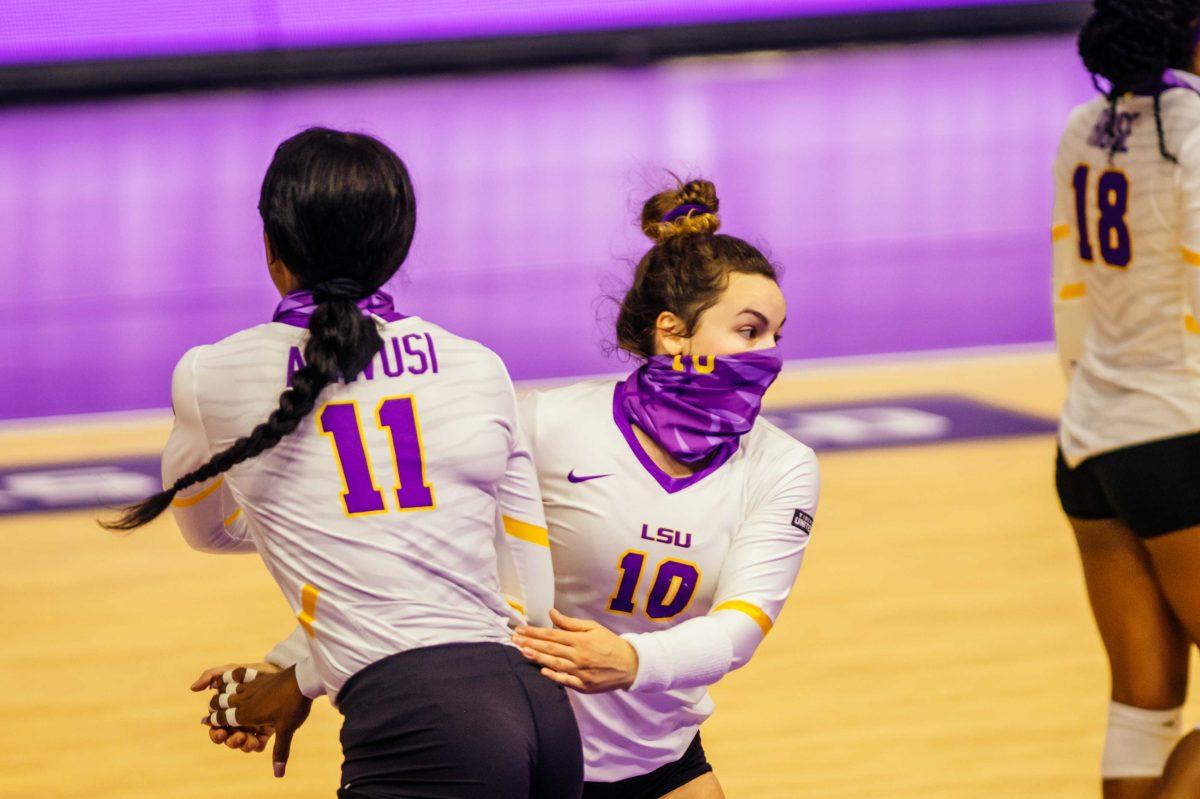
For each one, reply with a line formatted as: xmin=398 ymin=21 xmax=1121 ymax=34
xmin=1101 ymin=701 xmax=1183 ymax=780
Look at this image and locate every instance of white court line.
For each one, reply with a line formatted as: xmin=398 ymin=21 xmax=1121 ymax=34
xmin=0 ymin=341 xmax=1056 ymax=433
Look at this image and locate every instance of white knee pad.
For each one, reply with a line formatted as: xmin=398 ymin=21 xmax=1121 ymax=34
xmin=1101 ymin=702 xmax=1183 ymax=779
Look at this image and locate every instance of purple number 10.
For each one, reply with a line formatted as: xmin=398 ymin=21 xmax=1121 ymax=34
xmin=1072 ymin=165 xmax=1132 ymax=268
xmin=608 ymin=550 xmax=701 ymax=620
xmin=318 ymin=396 xmax=435 ymax=516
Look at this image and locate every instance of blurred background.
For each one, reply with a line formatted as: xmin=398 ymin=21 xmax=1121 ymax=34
xmin=3 ymin=2 xmax=1136 ymax=798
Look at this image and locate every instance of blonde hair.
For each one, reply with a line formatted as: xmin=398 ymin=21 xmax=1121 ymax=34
xmin=640 ymin=179 xmax=722 ymax=243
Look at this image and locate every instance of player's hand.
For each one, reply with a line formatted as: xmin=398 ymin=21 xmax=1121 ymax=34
xmin=201 ymin=665 xmax=312 ymax=777
xmin=513 ymin=608 xmax=639 ymax=694
xmin=191 ymin=662 xmax=278 ymax=753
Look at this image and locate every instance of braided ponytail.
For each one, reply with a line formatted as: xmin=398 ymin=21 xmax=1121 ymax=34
xmin=1078 ymin=0 xmax=1200 ymax=163
xmin=102 ymin=128 xmax=415 ymax=531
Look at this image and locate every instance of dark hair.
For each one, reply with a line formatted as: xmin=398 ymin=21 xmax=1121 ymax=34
xmin=1079 ymin=0 xmax=1200 ymax=163
xmin=103 ymin=127 xmax=416 ymax=530
xmin=615 ymin=178 xmax=778 ymax=359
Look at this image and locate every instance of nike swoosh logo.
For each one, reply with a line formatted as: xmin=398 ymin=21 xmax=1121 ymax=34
xmin=567 ymin=470 xmax=612 ymax=484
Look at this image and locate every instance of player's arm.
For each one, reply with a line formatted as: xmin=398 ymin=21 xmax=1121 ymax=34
xmin=162 ymin=346 xmax=254 ymax=553
xmin=495 ymin=376 xmax=555 ymax=627
xmin=517 ymin=447 xmax=819 ymax=694
xmin=620 ymin=447 xmax=819 ymax=692
xmin=1178 ymin=124 xmax=1200 ymax=319
xmin=1052 ymin=139 xmax=1090 ymax=378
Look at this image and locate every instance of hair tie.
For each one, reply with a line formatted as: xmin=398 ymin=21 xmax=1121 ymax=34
xmin=662 ymin=203 xmax=712 ymax=223
xmin=312 ymin=278 xmax=365 ymax=302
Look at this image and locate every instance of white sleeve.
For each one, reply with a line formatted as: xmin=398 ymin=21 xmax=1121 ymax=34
xmin=1178 ymin=126 xmax=1200 ymax=317
xmin=162 ymin=347 xmax=255 ymax=554
xmin=1051 ymin=133 xmax=1089 ymax=379
xmin=622 ymin=447 xmax=819 ymax=693
xmin=494 ymin=376 xmax=554 ymax=627
xmin=263 ymin=627 xmax=325 ymax=699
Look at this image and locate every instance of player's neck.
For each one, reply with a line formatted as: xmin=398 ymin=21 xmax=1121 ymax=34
xmin=630 ymin=423 xmax=701 ymax=478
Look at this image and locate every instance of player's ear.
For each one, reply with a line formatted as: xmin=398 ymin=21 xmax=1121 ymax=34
xmin=265 ymin=234 xmax=301 ymax=296
xmin=653 ymin=311 xmax=688 ymax=357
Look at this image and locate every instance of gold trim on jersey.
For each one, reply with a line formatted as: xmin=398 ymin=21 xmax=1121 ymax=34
xmin=713 ymin=599 xmax=774 ymax=636
xmin=221 ymin=508 xmax=242 ymax=527
xmin=1186 ymin=315 xmax=1200 ymax=335
xmin=1183 ymin=247 xmax=1200 ymax=267
xmin=1051 ymin=223 xmax=1070 ymax=242
xmin=170 ymin=476 xmax=224 ymax=507
xmin=501 ymin=515 xmax=550 ymax=547
xmin=1058 ymin=283 xmax=1086 ymax=301
xmin=298 ymin=584 xmax=320 ymax=638
xmin=506 ymin=598 xmax=526 ymax=617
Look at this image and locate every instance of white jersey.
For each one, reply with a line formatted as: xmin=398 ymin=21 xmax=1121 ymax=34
xmin=519 ymin=379 xmax=819 ymax=781
xmin=1053 ymin=70 xmax=1200 ymax=466
xmin=162 ymin=313 xmax=553 ymax=699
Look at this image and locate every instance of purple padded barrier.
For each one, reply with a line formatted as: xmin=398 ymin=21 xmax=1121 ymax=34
xmin=0 ymin=34 xmax=1094 ymax=420
xmin=1 ymin=0 xmax=1066 ymax=66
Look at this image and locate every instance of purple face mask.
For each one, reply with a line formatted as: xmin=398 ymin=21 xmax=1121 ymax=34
xmin=615 ymin=348 xmax=784 ymax=480
xmin=272 ymin=289 xmax=406 ymax=327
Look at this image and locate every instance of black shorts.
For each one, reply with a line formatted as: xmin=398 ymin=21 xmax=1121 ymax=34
xmin=1056 ymin=431 xmax=1200 ymax=538
xmin=335 ymin=642 xmax=583 ymax=799
xmin=581 ymin=734 xmax=713 ymax=799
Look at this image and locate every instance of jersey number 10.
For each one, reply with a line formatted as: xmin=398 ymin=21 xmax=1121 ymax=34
xmin=1072 ymin=165 xmax=1132 ymax=268
xmin=608 ymin=550 xmax=701 ymax=620
xmin=318 ymin=396 xmax=435 ymax=515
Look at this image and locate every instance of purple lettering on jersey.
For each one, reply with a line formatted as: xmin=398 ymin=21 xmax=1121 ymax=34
xmin=639 ymin=524 xmax=692 ymax=548
xmin=402 ymin=334 xmax=429 ymax=375
xmin=318 ymin=403 xmax=387 ymax=515
xmin=286 ymin=346 xmax=306 ymax=386
xmin=425 ymin=333 xmax=439 ymax=374
xmin=645 ymin=560 xmax=700 ymax=620
xmin=1087 ymin=109 xmax=1140 ymax=154
xmin=379 ymin=337 xmax=405 ymax=378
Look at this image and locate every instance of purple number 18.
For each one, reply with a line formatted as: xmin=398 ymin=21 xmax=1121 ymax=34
xmin=318 ymin=396 xmax=435 ymax=516
xmin=1072 ymin=165 xmax=1132 ymax=268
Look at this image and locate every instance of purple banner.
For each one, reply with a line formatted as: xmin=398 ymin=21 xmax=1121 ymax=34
xmin=1 ymin=0 xmax=1070 ymax=67
xmin=0 ymin=396 xmax=1054 ymax=517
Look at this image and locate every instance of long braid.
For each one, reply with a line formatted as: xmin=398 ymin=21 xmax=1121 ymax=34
xmin=102 ymin=296 xmax=382 ymax=530
xmin=1154 ymin=91 xmax=1180 ymax=163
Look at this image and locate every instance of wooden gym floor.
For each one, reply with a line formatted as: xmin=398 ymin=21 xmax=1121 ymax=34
xmin=1 ymin=350 xmax=1169 ymax=798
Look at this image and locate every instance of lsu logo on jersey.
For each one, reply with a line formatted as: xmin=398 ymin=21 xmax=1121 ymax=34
xmin=639 ymin=523 xmax=693 ymax=549
xmin=1087 ymin=109 xmax=1140 ymax=154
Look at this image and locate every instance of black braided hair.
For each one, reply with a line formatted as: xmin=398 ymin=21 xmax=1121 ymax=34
xmin=1078 ymin=0 xmax=1200 ymax=163
xmin=103 ymin=128 xmax=416 ymax=530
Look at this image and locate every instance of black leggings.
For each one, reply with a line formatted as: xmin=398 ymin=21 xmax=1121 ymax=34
xmin=336 ymin=642 xmax=583 ymax=799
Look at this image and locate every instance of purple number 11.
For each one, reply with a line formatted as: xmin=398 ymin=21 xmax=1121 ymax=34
xmin=318 ymin=396 xmax=436 ymax=516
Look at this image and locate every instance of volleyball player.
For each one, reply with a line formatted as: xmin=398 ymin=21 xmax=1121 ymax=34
xmin=211 ymin=178 xmax=818 ymax=798
xmin=1054 ymin=3 xmax=1200 ymax=797
xmin=107 ymin=127 xmax=582 ymax=798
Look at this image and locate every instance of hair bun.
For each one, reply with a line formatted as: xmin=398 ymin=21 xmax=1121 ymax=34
xmin=641 ymin=179 xmax=721 ymax=244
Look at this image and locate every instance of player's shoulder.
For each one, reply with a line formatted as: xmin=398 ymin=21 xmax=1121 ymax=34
xmin=521 ymin=377 xmax=616 ymax=417
xmin=743 ymin=417 xmax=819 ymax=479
xmin=181 ymin=322 xmax=295 ymax=374
xmin=403 ymin=316 xmax=508 ymax=372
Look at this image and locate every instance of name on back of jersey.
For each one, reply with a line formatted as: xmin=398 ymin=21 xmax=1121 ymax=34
xmin=286 ymin=332 xmax=440 ymax=385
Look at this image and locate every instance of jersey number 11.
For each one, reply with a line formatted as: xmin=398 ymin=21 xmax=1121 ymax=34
xmin=318 ymin=396 xmax=436 ymax=515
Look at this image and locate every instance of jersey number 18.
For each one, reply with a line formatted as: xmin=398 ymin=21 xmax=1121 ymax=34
xmin=1072 ymin=164 xmax=1132 ymax=268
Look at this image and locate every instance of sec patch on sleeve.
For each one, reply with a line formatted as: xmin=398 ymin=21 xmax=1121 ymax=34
xmin=792 ymin=509 xmax=814 ymax=534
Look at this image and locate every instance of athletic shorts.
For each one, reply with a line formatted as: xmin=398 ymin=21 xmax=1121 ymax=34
xmin=581 ymin=734 xmax=713 ymax=799
xmin=336 ymin=641 xmax=583 ymax=799
xmin=1055 ymin=431 xmax=1200 ymax=538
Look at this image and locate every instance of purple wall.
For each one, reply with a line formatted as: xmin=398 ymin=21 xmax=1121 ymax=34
xmin=2 ymin=0 xmax=1070 ymax=67
xmin=0 ymin=34 xmax=1093 ymax=420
